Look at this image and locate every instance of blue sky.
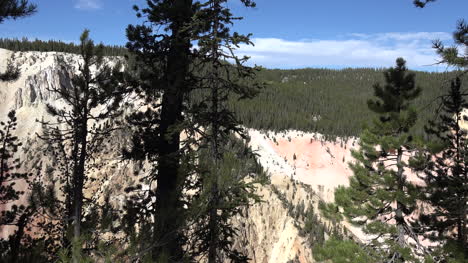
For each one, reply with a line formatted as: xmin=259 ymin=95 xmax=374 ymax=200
xmin=1 ymin=0 xmax=467 ymax=70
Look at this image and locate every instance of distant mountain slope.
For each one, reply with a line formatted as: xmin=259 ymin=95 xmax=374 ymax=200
xmin=0 ymin=38 xmax=127 ymax=56
xmin=231 ymin=68 xmax=466 ymax=139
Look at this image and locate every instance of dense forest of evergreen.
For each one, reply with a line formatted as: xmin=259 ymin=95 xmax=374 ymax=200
xmin=226 ymin=68 xmax=464 ymax=139
xmin=0 ymin=37 xmax=128 ymax=56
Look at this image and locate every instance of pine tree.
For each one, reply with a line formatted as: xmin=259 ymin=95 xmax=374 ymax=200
xmin=313 ymin=236 xmax=375 ymax=263
xmin=413 ymin=0 xmax=436 ymax=8
xmin=0 ymin=0 xmax=36 ymax=23
xmin=125 ymin=1 xmax=266 ymax=261
xmin=413 ymin=0 xmax=467 ymax=257
xmin=0 ymin=60 xmax=20 ymax=82
xmin=0 ymin=6 xmax=42 ymax=259
xmin=432 ymin=20 xmax=467 ymax=71
xmin=0 ymin=37 xmax=128 ymax=56
xmin=125 ymin=1 xmax=195 ymax=260
xmin=417 ymin=77 xmax=468 ymax=257
xmin=333 ymin=58 xmax=424 ymax=262
xmin=188 ymin=0 xmax=259 ymax=262
xmin=185 ymin=1 xmax=263 ymax=261
xmin=0 ymin=110 xmax=36 ymax=263
xmin=38 ymin=30 xmax=125 ymax=261
xmin=191 ymin=138 xmax=264 ymax=262
xmin=0 ymin=0 xmax=37 ymax=82
xmin=414 ymin=0 xmax=467 ymax=71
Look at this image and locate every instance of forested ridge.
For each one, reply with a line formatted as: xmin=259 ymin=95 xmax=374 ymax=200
xmin=226 ymin=68 xmax=465 ymax=139
xmin=0 ymin=37 xmax=128 ymax=56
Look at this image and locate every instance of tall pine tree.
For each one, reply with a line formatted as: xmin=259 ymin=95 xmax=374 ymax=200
xmin=125 ymin=1 xmax=195 ymax=260
xmin=124 ymin=1 xmax=266 ymax=261
xmin=38 ymin=30 xmax=125 ymax=261
xmin=185 ymin=1 xmax=263 ymax=261
xmin=334 ymin=58 xmax=424 ymax=262
xmin=0 ymin=110 xmax=36 ymax=263
xmin=0 ymin=3 xmax=39 ymax=261
xmin=417 ymin=77 xmax=468 ymax=258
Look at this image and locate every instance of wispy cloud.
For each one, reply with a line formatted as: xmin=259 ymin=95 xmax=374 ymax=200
xmin=74 ymin=0 xmax=102 ymax=10
xmin=349 ymin=32 xmax=451 ymax=42
xmin=235 ymin=32 xmax=453 ymax=70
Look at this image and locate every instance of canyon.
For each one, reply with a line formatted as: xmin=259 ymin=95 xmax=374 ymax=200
xmin=0 ymin=49 xmax=404 ymax=262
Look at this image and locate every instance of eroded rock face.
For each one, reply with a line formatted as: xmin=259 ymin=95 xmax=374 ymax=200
xmin=247 ymin=129 xmax=356 ymax=203
xmin=232 ymin=176 xmax=316 ymax=263
xmin=14 ymin=67 xmax=72 ymax=109
xmin=1 ymin=49 xmax=80 ymax=114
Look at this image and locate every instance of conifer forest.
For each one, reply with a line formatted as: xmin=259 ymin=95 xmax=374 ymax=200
xmin=0 ymin=0 xmax=467 ymax=262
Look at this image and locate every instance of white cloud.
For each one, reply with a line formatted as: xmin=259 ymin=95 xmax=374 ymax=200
xmin=74 ymin=0 xmax=102 ymax=10
xmin=235 ymin=32 xmax=453 ymax=70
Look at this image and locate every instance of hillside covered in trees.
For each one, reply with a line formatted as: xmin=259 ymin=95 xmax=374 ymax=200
xmin=0 ymin=37 xmax=127 ymax=56
xmin=232 ymin=68 xmax=466 ymax=138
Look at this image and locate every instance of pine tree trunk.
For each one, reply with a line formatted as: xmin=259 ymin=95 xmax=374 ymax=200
xmin=395 ymin=147 xmax=406 ymax=261
xmin=153 ymin=0 xmax=192 ymax=260
xmin=69 ymin=120 xmax=81 ymax=261
xmin=208 ymin=184 xmax=219 ymax=263
xmin=73 ymin=130 xmax=87 ymax=238
xmin=64 ymin=167 xmax=73 ymax=249
xmin=454 ymin=112 xmax=467 ymax=252
xmin=208 ymin=80 xmax=220 ymax=262
xmin=0 ymin=123 xmax=11 ymax=177
xmin=462 ymin=214 xmax=467 ymax=255
xmin=72 ymin=67 xmax=90 ymax=262
xmin=461 ymin=171 xmax=467 ymax=255
xmin=72 ymin=116 xmax=88 ymax=263
xmin=207 ymin=68 xmax=220 ymax=263
xmin=208 ymin=2 xmax=221 ymax=261
xmin=9 ymin=212 xmax=28 ymax=263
